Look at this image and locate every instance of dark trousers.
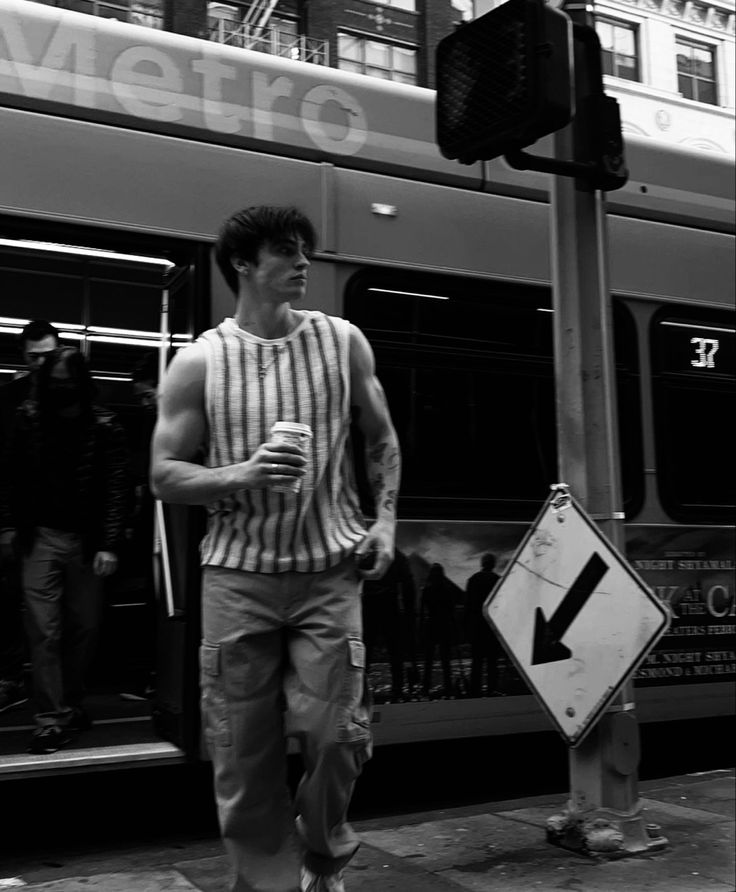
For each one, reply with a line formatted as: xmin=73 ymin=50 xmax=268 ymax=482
xmin=23 ymin=527 xmax=103 ymax=728
xmin=0 ymin=558 xmax=26 ymax=683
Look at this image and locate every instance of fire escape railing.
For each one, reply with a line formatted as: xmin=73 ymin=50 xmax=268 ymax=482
xmin=209 ymin=20 xmax=329 ymax=66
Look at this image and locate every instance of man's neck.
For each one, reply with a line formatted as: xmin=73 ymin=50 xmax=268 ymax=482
xmin=234 ymin=303 xmax=301 ymax=340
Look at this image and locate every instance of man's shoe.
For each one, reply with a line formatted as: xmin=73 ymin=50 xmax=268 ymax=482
xmin=28 ymin=726 xmax=72 ymax=755
xmin=300 ymin=866 xmax=345 ymax=892
xmin=0 ymin=679 xmax=28 ymax=714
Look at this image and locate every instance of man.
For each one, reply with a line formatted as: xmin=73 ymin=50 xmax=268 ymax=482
xmin=151 ymin=206 xmax=400 ymax=892
xmin=0 ymin=347 xmax=128 ymax=753
xmin=465 ymin=553 xmax=503 ymax=697
xmin=0 ymin=321 xmax=60 ymax=715
xmin=11 ymin=319 xmax=58 ymax=373
xmin=131 ymin=351 xmax=159 ymax=414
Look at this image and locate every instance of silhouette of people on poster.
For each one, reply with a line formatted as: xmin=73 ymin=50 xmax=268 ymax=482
xmin=465 ymin=553 xmax=504 ymax=697
xmin=420 ymin=562 xmax=459 ymax=698
xmin=363 ymin=549 xmax=417 ymax=702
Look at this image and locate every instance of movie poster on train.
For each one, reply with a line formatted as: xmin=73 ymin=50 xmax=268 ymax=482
xmin=626 ymin=527 xmax=735 ymax=686
xmin=386 ymin=519 xmax=734 ymax=712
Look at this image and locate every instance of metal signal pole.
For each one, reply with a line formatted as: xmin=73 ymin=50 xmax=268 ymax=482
xmin=546 ymin=0 xmax=668 ymax=857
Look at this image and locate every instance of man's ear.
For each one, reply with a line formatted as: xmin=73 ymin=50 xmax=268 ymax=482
xmin=231 ymin=257 xmax=249 ymax=275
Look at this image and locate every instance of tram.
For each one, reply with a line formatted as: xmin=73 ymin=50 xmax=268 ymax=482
xmin=0 ymin=0 xmax=733 ymax=780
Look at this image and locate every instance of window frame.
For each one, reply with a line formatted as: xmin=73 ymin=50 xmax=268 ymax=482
xmin=361 ymin=0 xmax=417 ymax=12
xmin=675 ymin=37 xmax=719 ymax=105
xmin=344 ymin=269 xmax=643 ymax=523
xmin=597 ymin=16 xmax=641 ymax=83
xmin=47 ymin=0 xmax=164 ymax=28
xmin=337 ymin=32 xmax=418 ymax=85
xmin=650 ymin=306 xmax=735 ymax=524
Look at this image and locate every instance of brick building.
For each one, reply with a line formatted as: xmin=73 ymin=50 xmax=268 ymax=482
xmin=30 ymin=0 xmax=461 ymax=88
xmin=28 ymin=0 xmax=736 ymax=152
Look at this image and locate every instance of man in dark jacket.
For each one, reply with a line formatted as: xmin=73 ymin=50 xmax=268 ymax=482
xmin=0 ymin=320 xmax=60 ymax=716
xmin=0 ymin=347 xmax=128 ymax=753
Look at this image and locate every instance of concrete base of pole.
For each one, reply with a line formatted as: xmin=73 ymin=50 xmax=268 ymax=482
xmin=544 ymin=704 xmax=671 ymax=858
xmin=545 ymin=802 xmax=669 ymax=858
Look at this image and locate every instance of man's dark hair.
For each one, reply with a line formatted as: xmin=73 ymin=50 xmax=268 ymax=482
xmin=19 ymin=320 xmax=59 ymax=350
xmin=214 ymin=206 xmax=317 ymax=295
xmin=481 ymin=553 xmax=497 ymax=571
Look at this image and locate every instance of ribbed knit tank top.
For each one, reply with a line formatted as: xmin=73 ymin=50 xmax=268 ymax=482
xmin=198 ymin=312 xmax=366 ymax=573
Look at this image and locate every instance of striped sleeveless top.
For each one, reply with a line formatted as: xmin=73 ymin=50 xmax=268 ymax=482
xmin=198 ymin=312 xmax=366 ymax=573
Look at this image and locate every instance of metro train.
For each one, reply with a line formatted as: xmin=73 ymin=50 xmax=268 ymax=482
xmin=0 ymin=0 xmax=733 ymax=780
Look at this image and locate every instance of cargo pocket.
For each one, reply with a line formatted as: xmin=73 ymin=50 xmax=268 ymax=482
xmin=336 ymin=636 xmax=373 ymax=744
xmin=200 ymin=643 xmax=232 ymax=748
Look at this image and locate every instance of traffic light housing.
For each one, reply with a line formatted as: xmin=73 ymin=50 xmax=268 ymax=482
xmin=436 ymin=0 xmax=574 ymax=164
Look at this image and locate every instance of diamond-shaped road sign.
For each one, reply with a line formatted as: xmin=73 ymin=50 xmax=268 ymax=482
xmin=484 ymin=493 xmax=670 ymax=746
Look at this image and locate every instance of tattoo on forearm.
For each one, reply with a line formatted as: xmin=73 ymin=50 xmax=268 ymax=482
xmin=368 ymin=443 xmax=388 ymax=464
xmin=366 ymin=441 xmax=401 ymax=517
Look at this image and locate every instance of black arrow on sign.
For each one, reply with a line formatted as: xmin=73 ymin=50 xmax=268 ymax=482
xmin=531 ymin=552 xmax=609 ymax=665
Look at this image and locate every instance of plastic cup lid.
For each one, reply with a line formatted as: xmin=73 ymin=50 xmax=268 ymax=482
xmin=271 ymin=421 xmax=313 ymax=436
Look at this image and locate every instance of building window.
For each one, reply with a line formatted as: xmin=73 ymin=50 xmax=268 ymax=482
xmin=207 ymin=3 xmax=327 ymax=65
xmin=207 ymin=1 xmax=241 ymax=44
xmin=597 ymin=19 xmax=640 ymax=82
xmin=35 ymin=0 xmax=163 ymax=28
xmin=676 ymin=39 xmax=718 ymax=105
xmin=270 ymin=16 xmax=300 ymax=58
xmin=366 ymin=0 xmax=417 ymax=11
xmin=338 ymin=34 xmax=417 ymax=84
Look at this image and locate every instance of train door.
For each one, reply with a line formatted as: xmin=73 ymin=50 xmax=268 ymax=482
xmin=151 ymin=265 xmax=207 ymax=757
xmin=0 ymin=231 xmax=207 ymax=773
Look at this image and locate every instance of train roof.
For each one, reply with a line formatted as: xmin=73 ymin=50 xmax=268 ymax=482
xmin=0 ymin=0 xmax=733 ymax=232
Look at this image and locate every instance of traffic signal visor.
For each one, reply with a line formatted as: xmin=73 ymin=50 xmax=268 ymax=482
xmin=436 ymin=0 xmax=574 ymax=164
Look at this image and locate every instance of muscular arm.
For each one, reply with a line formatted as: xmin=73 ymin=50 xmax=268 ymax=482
xmin=151 ymin=344 xmax=305 ymax=505
xmin=349 ymin=324 xmax=401 ymax=578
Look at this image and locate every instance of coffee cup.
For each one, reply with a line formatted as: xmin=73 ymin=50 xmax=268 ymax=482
xmin=270 ymin=421 xmax=312 ymax=493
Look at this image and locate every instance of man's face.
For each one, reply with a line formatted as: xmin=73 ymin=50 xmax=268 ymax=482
xmin=133 ymin=380 xmax=158 ymax=414
xmin=248 ymin=236 xmax=311 ymax=302
xmin=23 ymin=335 xmax=58 ymax=371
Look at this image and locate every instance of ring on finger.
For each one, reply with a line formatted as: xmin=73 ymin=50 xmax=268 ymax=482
xmin=272 ymin=463 xmax=278 ymax=472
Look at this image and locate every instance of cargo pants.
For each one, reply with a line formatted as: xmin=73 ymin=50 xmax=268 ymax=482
xmin=200 ymin=558 xmax=372 ymax=892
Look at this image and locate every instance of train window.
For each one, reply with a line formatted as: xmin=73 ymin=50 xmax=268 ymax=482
xmin=88 ymin=269 xmax=165 ymax=332
xmin=652 ymin=307 xmax=735 ymax=522
xmin=0 ymin=231 xmax=201 ymax=406
xmin=346 ymin=271 xmax=557 ymax=520
xmin=346 ymin=271 xmax=644 ymax=522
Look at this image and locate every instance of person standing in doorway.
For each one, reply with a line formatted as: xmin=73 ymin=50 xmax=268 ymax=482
xmin=0 ymin=321 xmax=60 ymax=716
xmin=0 ymin=347 xmax=129 ymax=753
xmin=151 ymin=206 xmax=401 ymax=892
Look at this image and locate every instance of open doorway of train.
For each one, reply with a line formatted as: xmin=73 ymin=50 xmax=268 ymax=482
xmin=0 ymin=222 xmax=208 ymax=777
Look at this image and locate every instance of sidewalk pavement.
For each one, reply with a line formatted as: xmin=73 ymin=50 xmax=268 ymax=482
xmin=4 ymin=769 xmax=734 ymax=892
